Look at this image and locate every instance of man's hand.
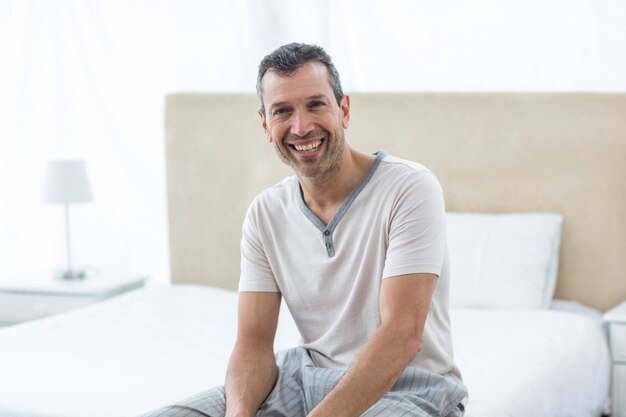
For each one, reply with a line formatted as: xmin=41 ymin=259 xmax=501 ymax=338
xmin=224 ymin=291 xmax=281 ymax=417
xmin=307 ymin=273 xmax=437 ymax=417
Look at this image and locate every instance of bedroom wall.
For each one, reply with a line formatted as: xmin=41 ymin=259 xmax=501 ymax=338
xmin=1 ymin=0 xmax=625 ymax=306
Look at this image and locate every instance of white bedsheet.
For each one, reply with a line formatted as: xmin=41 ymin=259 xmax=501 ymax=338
xmin=0 ymin=285 xmax=610 ymax=417
xmin=451 ymin=308 xmax=610 ymax=417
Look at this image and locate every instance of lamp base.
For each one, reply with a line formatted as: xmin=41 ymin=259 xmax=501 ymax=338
xmin=57 ymin=270 xmax=86 ymax=280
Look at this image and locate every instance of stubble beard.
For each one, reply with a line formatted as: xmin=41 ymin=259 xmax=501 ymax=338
xmin=274 ymin=128 xmax=346 ymax=182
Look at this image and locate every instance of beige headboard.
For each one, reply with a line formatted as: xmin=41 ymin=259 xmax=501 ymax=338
xmin=165 ymin=93 xmax=626 ymax=312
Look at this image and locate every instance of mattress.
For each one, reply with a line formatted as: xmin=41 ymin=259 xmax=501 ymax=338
xmin=0 ymin=285 xmax=610 ymax=417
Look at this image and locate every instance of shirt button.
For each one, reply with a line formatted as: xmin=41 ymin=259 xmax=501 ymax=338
xmin=324 ymin=230 xmax=330 ymax=236
xmin=326 ymin=242 xmax=331 ymax=248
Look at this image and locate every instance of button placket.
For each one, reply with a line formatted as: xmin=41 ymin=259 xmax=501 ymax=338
xmin=323 ymin=229 xmax=334 ymax=257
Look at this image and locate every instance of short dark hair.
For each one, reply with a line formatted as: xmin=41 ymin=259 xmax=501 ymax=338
xmin=256 ymin=43 xmax=344 ymax=117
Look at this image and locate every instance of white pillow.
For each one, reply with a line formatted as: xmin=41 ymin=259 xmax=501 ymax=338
xmin=447 ymin=212 xmax=564 ymax=309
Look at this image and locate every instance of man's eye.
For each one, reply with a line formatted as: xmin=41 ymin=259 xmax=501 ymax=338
xmin=273 ymin=108 xmax=289 ymax=116
xmin=310 ymin=101 xmax=325 ymax=108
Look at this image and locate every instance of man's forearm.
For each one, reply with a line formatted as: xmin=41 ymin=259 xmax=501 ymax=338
xmin=307 ymin=323 xmax=420 ymax=417
xmin=224 ymin=343 xmax=278 ymax=417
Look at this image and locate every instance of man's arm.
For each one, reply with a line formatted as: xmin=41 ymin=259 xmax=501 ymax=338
xmin=307 ymin=273 xmax=437 ymax=417
xmin=225 ymin=291 xmax=281 ymax=417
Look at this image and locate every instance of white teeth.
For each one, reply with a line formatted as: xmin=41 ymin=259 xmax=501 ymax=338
xmin=294 ymin=140 xmax=322 ymax=152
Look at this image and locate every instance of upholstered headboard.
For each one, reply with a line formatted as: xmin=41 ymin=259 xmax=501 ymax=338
xmin=165 ymin=93 xmax=626 ymax=312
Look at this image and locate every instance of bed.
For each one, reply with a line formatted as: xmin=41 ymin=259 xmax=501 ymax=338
xmin=1 ymin=93 xmax=625 ymax=417
xmin=0 ymin=285 xmax=612 ymax=417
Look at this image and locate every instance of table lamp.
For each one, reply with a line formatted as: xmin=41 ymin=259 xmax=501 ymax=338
xmin=42 ymin=160 xmax=93 ymax=280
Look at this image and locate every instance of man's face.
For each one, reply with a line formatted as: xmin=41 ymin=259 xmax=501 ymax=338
xmin=259 ymin=61 xmax=350 ymax=181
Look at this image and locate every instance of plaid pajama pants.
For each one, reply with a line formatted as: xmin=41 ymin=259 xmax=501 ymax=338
xmin=141 ymin=347 xmax=467 ymax=417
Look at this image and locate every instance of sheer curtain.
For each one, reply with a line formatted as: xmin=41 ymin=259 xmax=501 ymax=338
xmin=1 ymin=0 xmax=624 ymax=285
xmin=1 ymin=1 xmax=165 ymax=283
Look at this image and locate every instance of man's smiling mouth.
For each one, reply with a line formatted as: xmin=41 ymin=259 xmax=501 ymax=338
xmin=290 ymin=139 xmax=324 ymax=152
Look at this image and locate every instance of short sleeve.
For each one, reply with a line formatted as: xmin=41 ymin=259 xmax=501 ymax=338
xmin=382 ymin=171 xmax=447 ymax=279
xmin=239 ymin=200 xmax=281 ymax=292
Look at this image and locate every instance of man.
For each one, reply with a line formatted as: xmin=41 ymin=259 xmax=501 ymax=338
xmin=145 ymin=43 xmax=467 ymax=417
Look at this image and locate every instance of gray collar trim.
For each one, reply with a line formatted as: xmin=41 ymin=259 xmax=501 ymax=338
xmin=293 ymin=150 xmax=387 ymax=257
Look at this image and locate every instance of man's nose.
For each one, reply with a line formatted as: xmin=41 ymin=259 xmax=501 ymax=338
xmin=290 ymin=110 xmax=314 ymax=138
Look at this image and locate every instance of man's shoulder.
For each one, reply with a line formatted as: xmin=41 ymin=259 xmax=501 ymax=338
xmin=248 ymin=175 xmax=295 ymax=212
xmin=376 ymin=153 xmax=440 ymax=188
xmin=378 ymin=153 xmax=432 ymax=175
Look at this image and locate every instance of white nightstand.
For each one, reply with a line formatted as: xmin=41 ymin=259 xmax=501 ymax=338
xmin=0 ymin=274 xmax=148 ymax=327
xmin=605 ymin=300 xmax=626 ymax=417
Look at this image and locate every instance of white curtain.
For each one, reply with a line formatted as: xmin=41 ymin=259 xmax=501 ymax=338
xmin=1 ymin=0 xmax=624 ymax=285
xmin=0 ymin=1 xmax=171 ymax=283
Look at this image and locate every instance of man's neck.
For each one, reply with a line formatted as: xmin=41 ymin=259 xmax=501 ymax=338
xmin=298 ymin=147 xmax=374 ymax=225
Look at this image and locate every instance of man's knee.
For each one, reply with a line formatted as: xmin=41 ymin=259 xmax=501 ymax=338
xmin=139 ymin=387 xmax=225 ymax=417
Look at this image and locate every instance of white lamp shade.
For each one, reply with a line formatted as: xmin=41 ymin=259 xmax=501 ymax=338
xmin=42 ymin=160 xmax=93 ymax=204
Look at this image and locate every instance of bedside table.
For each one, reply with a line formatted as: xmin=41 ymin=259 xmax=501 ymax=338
xmin=0 ymin=274 xmax=148 ymax=327
xmin=605 ymin=300 xmax=626 ymax=417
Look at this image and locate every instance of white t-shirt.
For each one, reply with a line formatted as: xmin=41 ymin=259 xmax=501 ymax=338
xmin=239 ymin=151 xmax=463 ymax=384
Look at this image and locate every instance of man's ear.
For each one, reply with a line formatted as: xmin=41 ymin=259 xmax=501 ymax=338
xmin=258 ymin=110 xmax=272 ymax=143
xmin=340 ymin=95 xmax=350 ymax=129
